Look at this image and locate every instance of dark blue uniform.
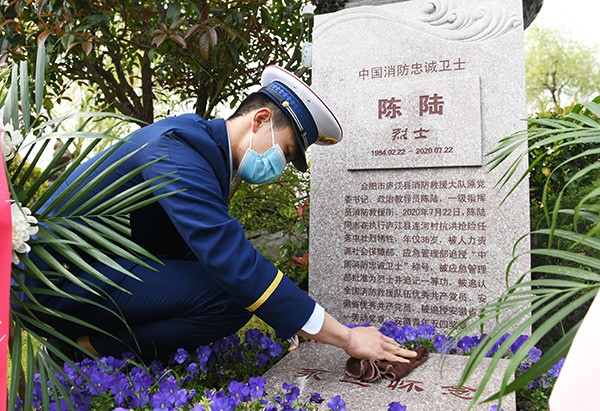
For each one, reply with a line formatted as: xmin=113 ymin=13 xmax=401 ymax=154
xmin=22 ymin=114 xmax=315 ymax=361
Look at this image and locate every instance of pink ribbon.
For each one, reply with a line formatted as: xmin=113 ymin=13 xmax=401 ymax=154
xmin=0 ymin=151 xmax=11 ymax=410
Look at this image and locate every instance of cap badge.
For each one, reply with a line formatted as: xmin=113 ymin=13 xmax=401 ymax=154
xmin=316 ymin=135 xmax=338 ymax=145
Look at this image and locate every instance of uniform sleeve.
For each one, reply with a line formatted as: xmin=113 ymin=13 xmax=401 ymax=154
xmin=143 ymin=135 xmax=315 ymax=338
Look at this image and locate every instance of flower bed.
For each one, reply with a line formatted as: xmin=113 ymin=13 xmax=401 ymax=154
xmin=16 ymin=322 xmax=563 ymax=410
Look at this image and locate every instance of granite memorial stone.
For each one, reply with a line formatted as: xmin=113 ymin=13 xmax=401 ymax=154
xmin=308 ymin=0 xmax=531 ymax=334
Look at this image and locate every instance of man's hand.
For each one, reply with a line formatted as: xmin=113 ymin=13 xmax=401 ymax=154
xmin=344 ymin=325 xmax=416 ymax=363
xmin=287 ymin=335 xmax=300 ymax=352
xmin=296 ymin=312 xmax=417 ymax=362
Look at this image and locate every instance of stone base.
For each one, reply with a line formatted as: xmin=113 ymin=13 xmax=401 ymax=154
xmin=263 ymin=343 xmax=515 ymax=410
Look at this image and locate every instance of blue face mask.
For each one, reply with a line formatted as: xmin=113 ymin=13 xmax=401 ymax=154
xmin=238 ymin=119 xmax=286 ymax=185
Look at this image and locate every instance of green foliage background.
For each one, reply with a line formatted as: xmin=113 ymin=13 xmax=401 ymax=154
xmin=229 ymin=165 xmax=311 ymax=289
xmin=525 ymin=103 xmax=600 ymax=355
xmin=525 ymin=26 xmax=600 ymax=113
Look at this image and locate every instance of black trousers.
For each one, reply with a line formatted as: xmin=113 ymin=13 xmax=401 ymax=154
xmin=15 ymin=256 xmax=252 ymax=362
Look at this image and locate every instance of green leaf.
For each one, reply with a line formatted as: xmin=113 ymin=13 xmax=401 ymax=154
xmin=68 ymin=155 xmax=168 ymax=215
xmin=43 ymin=221 xmax=142 ymax=288
xmin=65 ymin=219 xmax=150 ymax=271
xmin=81 ymin=217 xmax=162 ymax=265
xmin=228 ymin=44 xmax=240 ymax=64
xmin=19 ymin=251 xmax=77 ymax=299
xmin=97 ymin=215 xmax=131 ymax=236
xmin=166 ymin=2 xmax=182 ymax=22
xmin=455 ymin=289 xmax=587 ymax=407
xmin=582 ymin=101 xmax=600 ymax=118
xmin=491 ymin=325 xmax=577 ymax=399
xmin=35 ymin=40 xmax=46 ymax=116
xmin=19 ymin=60 xmax=30 ymax=130
xmin=27 ymin=243 xmax=99 ymax=296
xmin=30 ymin=138 xmax=102 ymax=213
xmin=566 ymin=112 xmax=600 ymax=127
xmin=20 ymin=131 xmax=119 ymax=149
xmin=10 ymin=267 xmax=46 ymax=307
xmin=529 ymin=248 xmax=600 ymax=271
xmin=24 ymin=339 xmax=35 ymax=407
xmin=99 ymin=178 xmax=182 ymax=215
xmin=117 ymin=189 xmax=184 ymax=215
xmin=9 ymin=63 xmax=19 ymax=129
xmin=48 ymin=140 xmax=151 ymax=217
xmin=17 ymin=139 xmax=52 ymax=191
xmin=533 ymin=228 xmax=600 ymax=251
xmin=530 ymin=264 xmax=600 ymax=282
xmin=8 ymin=319 xmax=22 ymax=410
xmin=484 ymin=289 xmax=593 ymax=402
xmin=38 ymin=358 xmax=50 ymax=410
xmin=36 ymin=140 xmax=126 ymax=219
xmin=85 ymin=172 xmax=173 ymax=215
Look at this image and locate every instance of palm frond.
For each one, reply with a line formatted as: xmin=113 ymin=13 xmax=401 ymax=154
xmin=451 ymin=96 xmax=600 ymax=408
xmin=6 ymin=44 xmax=179 ymax=410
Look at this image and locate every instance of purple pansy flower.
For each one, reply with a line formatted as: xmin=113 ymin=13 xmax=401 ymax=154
xmin=260 ymin=336 xmax=273 ymax=350
xmin=150 ymin=390 xmax=174 ymax=410
xmin=529 ymin=347 xmax=543 ymax=363
xmin=433 ymin=334 xmax=447 ymax=352
xmin=470 ymin=335 xmax=482 ymax=349
xmin=402 ymin=325 xmax=418 ymax=341
xmin=328 ymin=395 xmax=346 ymax=411
xmin=132 ymin=371 xmax=153 ymax=395
xmin=63 ymin=362 xmax=84 ymax=387
xmin=111 ymin=380 xmax=132 ymax=406
xmin=88 ymin=368 xmax=114 ymax=395
xmin=174 ymin=388 xmax=192 ymax=408
xmin=174 ymin=348 xmax=189 ymax=364
xmin=159 ymin=377 xmax=180 ymax=399
xmin=130 ymin=392 xmax=150 ymax=408
xmin=198 ymin=346 xmax=212 ymax=366
xmin=210 ymin=395 xmax=236 ymax=411
xmin=255 ymin=353 xmax=269 ymax=368
xmin=457 ymin=336 xmax=472 ymax=351
xmin=32 ymin=378 xmax=43 ymax=409
xmin=268 ymin=341 xmax=283 ymax=358
xmin=417 ymin=324 xmax=435 ymax=340
xmin=70 ymin=391 xmax=91 ymax=409
xmin=48 ymin=399 xmax=68 ymax=411
xmin=380 ymin=321 xmax=399 ymax=338
xmin=509 ymin=335 xmax=529 ymax=354
xmin=280 ymin=400 xmax=296 ymax=411
xmin=307 ymin=392 xmax=324 ymax=403
xmin=150 ymin=360 xmax=164 ymax=375
xmin=249 ymin=376 xmax=266 ymax=398
xmin=548 ymin=358 xmax=565 ymax=378
xmin=187 ymin=362 xmax=199 ymax=378
xmin=122 ymin=351 xmax=135 ymax=361
xmin=228 ymin=381 xmax=250 ymax=405
xmin=245 ymin=328 xmax=264 ymax=343
xmin=283 ymin=382 xmax=300 ymax=402
xmin=388 ymin=402 xmax=408 ymax=411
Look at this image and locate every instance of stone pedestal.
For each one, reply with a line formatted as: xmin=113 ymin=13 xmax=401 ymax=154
xmin=263 ymin=343 xmax=515 ymax=410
